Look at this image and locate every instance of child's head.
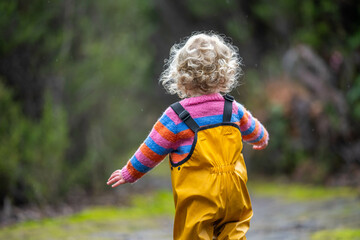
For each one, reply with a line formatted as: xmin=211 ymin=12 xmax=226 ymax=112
xmin=160 ymin=32 xmax=243 ymax=98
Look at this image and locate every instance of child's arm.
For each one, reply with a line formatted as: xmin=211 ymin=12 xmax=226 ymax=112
xmin=107 ymin=107 xmax=176 ymax=186
xmin=236 ymin=102 xmax=269 ymax=150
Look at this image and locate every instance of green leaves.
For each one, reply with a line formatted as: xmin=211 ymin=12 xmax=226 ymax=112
xmin=0 ymin=82 xmax=68 ymax=203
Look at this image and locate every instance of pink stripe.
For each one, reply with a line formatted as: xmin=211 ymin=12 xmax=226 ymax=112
xmin=135 ymin=149 xmax=158 ymax=168
xmin=237 ymin=104 xmax=253 ymax=132
xmin=165 ymin=107 xmax=183 ymax=125
xmin=237 ymin=103 xmax=246 ymax=116
xmin=234 ymin=102 xmax=239 ymax=113
xmin=186 ymin=102 xmax=224 ymax=118
xmin=248 ymin=124 xmax=262 ymax=141
xmin=149 ymin=128 xmax=173 ymax=149
xmin=173 ymin=137 xmax=194 ymax=149
xmin=167 ymin=101 xmax=237 ymax=124
xmin=240 ymin=113 xmax=253 ymax=132
xmin=181 ymin=92 xmax=223 ymax=105
xmin=121 ymin=168 xmax=137 ymax=183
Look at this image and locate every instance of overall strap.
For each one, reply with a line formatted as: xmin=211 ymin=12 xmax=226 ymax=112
xmin=170 ymin=102 xmax=200 ymax=133
xmin=223 ymin=94 xmax=234 ymax=122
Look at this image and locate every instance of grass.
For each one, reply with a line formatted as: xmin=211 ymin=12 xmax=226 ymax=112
xmin=248 ymin=181 xmax=358 ymax=202
xmin=69 ymin=190 xmax=174 ymax=221
xmin=312 ymin=229 xmax=360 ymax=240
xmin=1 ymin=181 xmax=358 ymax=239
xmin=0 ymin=190 xmax=174 ymax=240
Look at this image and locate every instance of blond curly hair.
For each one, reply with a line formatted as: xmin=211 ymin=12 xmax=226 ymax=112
xmin=159 ymin=32 xmax=243 ymax=98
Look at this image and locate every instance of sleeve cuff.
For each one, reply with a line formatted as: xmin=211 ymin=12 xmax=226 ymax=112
xmin=121 ymin=167 xmax=137 ymax=183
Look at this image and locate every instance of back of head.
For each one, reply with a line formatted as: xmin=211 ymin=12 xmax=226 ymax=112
xmin=160 ymin=32 xmax=242 ymax=98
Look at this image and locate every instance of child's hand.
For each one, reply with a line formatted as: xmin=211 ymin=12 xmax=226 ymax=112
xmin=107 ymin=170 xmax=126 ymax=187
xmin=253 ymin=144 xmax=267 ymax=150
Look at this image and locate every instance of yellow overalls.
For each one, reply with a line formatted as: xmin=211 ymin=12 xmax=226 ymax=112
xmin=170 ymin=95 xmax=253 ymax=240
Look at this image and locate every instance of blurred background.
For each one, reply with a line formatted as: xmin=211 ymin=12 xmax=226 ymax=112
xmin=1 ymin=0 xmax=359 ymax=216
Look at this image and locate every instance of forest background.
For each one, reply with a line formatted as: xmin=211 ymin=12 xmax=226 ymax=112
xmin=1 ymin=0 xmax=359 ymax=208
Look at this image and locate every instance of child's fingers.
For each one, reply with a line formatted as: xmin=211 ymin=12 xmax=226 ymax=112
xmin=107 ymin=176 xmax=120 ymax=185
xmin=107 ymin=169 xmax=126 ymax=187
xmin=108 ymin=170 xmax=121 ymax=181
xmin=107 ymin=175 xmax=117 ymax=183
xmin=107 ymin=175 xmax=120 ymax=185
xmin=253 ymin=144 xmax=266 ymax=150
xmin=112 ymin=179 xmax=126 ymax=188
xmin=108 ymin=174 xmax=118 ymax=182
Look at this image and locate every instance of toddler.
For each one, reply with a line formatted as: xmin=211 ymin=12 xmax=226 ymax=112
xmin=107 ymin=32 xmax=269 ymax=240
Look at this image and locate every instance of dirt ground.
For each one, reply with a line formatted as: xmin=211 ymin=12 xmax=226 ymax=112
xmin=1 ymin=173 xmax=359 ymax=240
xmin=66 ymin=193 xmax=358 ymax=240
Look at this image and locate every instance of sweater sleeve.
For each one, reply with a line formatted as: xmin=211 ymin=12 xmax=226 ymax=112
xmin=236 ymin=102 xmax=269 ymax=149
xmin=121 ymin=107 xmax=177 ymax=183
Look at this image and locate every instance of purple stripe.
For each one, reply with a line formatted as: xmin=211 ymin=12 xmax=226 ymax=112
xmin=135 ymin=149 xmax=158 ymax=168
xmin=166 ymin=101 xmax=237 ymax=125
xmin=149 ymin=128 xmax=173 ymax=150
xmin=164 ymin=108 xmax=182 ymax=125
xmin=240 ymin=113 xmax=253 ymax=132
xmin=173 ymin=137 xmax=194 ymax=149
xmin=121 ymin=167 xmax=137 ymax=183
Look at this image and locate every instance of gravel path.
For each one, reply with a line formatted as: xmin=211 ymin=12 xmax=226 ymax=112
xmin=90 ymin=193 xmax=359 ymax=240
xmin=2 ymin=173 xmax=358 ymax=240
xmin=248 ymin=196 xmax=359 ymax=239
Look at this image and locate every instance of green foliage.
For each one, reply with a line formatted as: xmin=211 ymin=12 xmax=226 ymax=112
xmin=347 ymin=75 xmax=360 ymax=121
xmin=249 ymin=0 xmax=356 ymax=53
xmin=348 ymin=31 xmax=360 ymax=50
xmin=0 ymin=0 xmax=63 ymax=55
xmin=185 ymin=0 xmax=238 ymax=18
xmin=0 ymin=81 xmax=23 ymax=199
xmin=1 ymin=0 xmax=157 ymax=204
xmin=251 ymin=0 xmax=297 ymax=24
xmin=20 ymin=94 xmax=68 ymax=203
xmin=259 ymin=104 xmax=301 ymax=174
xmin=225 ymin=18 xmax=251 ymax=43
xmin=0 ymin=82 xmax=68 ymax=203
xmin=58 ymin=0 xmax=156 ymax=193
xmin=2 ymin=0 xmax=360 ymax=206
xmin=294 ymin=0 xmax=335 ymax=48
xmin=266 ymin=105 xmax=288 ymax=154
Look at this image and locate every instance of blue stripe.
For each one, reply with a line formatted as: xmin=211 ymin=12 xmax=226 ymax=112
xmin=175 ymin=122 xmax=190 ymax=133
xmin=195 ymin=115 xmax=223 ymax=126
xmin=242 ymin=118 xmax=256 ymax=136
xmin=176 ymin=115 xmax=223 ymax=132
xmin=236 ymin=103 xmax=245 ymax=119
xmin=166 ymin=106 xmax=242 ymax=135
xmin=130 ymin=156 xmax=151 ymax=173
xmin=159 ymin=114 xmax=177 ymax=134
xmin=177 ymin=145 xmax=192 ymax=154
xmin=144 ymin=137 xmax=168 ymax=155
xmin=248 ymin=127 xmax=264 ymax=143
xmin=230 ymin=115 xmax=237 ymax=122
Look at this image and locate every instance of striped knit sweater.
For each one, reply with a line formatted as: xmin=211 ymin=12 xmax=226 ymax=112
xmin=121 ymin=93 xmax=269 ymax=183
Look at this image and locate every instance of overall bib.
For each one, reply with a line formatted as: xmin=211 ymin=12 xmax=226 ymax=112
xmin=170 ymin=95 xmax=253 ymax=240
